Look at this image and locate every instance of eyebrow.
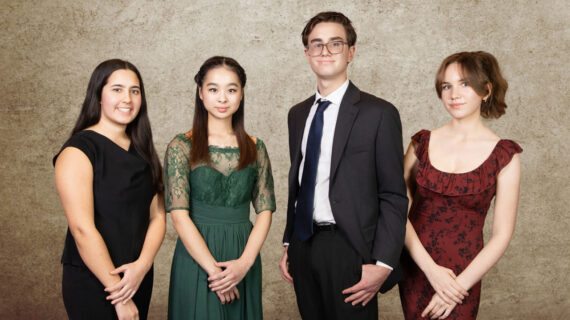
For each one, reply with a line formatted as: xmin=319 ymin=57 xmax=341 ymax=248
xmin=205 ymin=82 xmax=239 ymax=87
xmin=110 ymin=84 xmax=140 ymax=89
xmin=309 ymin=36 xmax=345 ymax=43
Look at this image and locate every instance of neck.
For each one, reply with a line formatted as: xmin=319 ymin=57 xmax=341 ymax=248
xmin=316 ymin=75 xmax=347 ymax=97
xmin=447 ymin=115 xmax=485 ymax=138
xmin=207 ymin=116 xmax=234 ymax=136
xmin=90 ymin=121 xmax=129 ymax=141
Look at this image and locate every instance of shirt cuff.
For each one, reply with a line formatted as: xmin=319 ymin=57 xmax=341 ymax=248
xmin=376 ymin=260 xmax=393 ymax=270
xmin=283 ymin=243 xmax=289 ymax=247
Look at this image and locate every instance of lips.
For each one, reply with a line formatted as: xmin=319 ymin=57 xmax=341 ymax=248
xmin=449 ymin=103 xmax=464 ymax=109
xmin=215 ymin=107 xmax=229 ymax=113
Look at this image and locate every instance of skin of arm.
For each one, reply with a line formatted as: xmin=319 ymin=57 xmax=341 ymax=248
xmin=422 ymin=154 xmax=521 ymax=318
xmin=208 ymin=210 xmax=272 ymax=293
xmin=55 ymin=147 xmax=139 ymax=319
xmin=402 ymin=143 xmax=468 ymax=305
xmin=170 ymin=209 xmax=240 ymax=304
xmin=105 ymin=194 xmax=166 ymax=304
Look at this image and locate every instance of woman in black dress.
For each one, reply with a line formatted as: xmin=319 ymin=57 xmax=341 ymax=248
xmin=54 ymin=59 xmax=166 ymax=320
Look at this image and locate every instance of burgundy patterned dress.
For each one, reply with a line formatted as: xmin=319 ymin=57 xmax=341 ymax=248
xmin=399 ymin=130 xmax=522 ymax=320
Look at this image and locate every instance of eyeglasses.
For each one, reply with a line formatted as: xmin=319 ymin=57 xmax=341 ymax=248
xmin=306 ymin=41 xmax=348 ymax=57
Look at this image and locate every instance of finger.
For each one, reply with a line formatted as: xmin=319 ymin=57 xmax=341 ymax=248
xmin=233 ymin=288 xmax=240 ymax=300
xmin=439 ymin=307 xmax=451 ymax=319
xmin=352 ymin=292 xmax=372 ymax=306
xmin=452 ymin=282 xmax=469 ymax=296
xmin=210 ymin=279 xmax=233 ymax=292
xmin=344 ymin=290 xmax=366 ymax=304
xmin=110 ymin=265 xmax=127 ymax=275
xmin=342 ymin=281 xmax=364 ymax=295
xmin=446 ymin=269 xmax=456 ymax=279
xmin=125 ymin=289 xmax=137 ymax=303
xmin=217 ymin=292 xmax=226 ymax=304
xmin=220 ymin=283 xmax=237 ymax=294
xmin=107 ymin=285 xmax=129 ymax=300
xmin=215 ymin=261 xmax=228 ymax=268
xmin=279 ymin=263 xmax=293 ymax=283
xmin=361 ymin=293 xmax=375 ymax=306
xmin=105 ymin=279 xmax=126 ymax=293
xmin=446 ymin=288 xmax=464 ymax=304
xmin=118 ymin=289 xmax=133 ymax=305
xmin=436 ymin=291 xmax=453 ymax=304
xmin=421 ymin=300 xmax=436 ymax=318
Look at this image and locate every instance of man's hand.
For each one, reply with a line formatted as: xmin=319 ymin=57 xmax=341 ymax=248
xmin=279 ymin=246 xmax=293 ymax=283
xmin=342 ymin=264 xmax=391 ymax=306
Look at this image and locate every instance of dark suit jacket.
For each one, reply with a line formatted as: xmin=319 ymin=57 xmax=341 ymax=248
xmin=283 ymin=82 xmax=408 ymax=292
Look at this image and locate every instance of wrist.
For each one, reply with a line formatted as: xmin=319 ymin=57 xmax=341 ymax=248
xmin=239 ymin=256 xmax=255 ymax=269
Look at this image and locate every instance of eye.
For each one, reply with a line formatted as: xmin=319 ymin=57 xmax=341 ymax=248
xmin=312 ymin=43 xmax=324 ymax=49
xmin=331 ymin=41 xmax=343 ymax=48
xmin=461 ymin=81 xmax=469 ymax=87
xmin=208 ymin=88 xmax=217 ymax=93
xmin=112 ymin=88 xmax=121 ymax=93
xmin=442 ymin=84 xmax=451 ymax=90
xmin=229 ymin=88 xmax=237 ymax=93
xmin=131 ymin=89 xmax=140 ymax=95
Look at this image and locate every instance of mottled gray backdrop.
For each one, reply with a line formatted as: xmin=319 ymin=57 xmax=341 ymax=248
xmin=1 ymin=0 xmax=568 ymax=319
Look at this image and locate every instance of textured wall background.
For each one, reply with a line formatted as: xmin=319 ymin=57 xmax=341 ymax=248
xmin=1 ymin=0 xmax=568 ymax=319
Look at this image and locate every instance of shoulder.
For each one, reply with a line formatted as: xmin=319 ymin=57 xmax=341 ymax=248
xmin=53 ymin=131 xmax=98 ymax=166
xmin=357 ymin=90 xmax=399 ymax=116
xmin=168 ymin=133 xmax=191 ymax=147
xmin=289 ymin=95 xmax=314 ymax=115
xmin=165 ymin=133 xmax=192 ymax=158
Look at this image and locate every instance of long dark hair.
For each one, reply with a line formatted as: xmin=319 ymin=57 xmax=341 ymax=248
xmin=435 ymin=51 xmax=508 ymax=119
xmin=71 ymin=59 xmax=163 ymax=193
xmin=189 ymin=56 xmax=257 ymax=169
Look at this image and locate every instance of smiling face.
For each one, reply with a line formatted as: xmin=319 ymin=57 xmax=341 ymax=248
xmin=198 ymin=66 xmax=242 ymax=121
xmin=99 ymin=69 xmax=141 ymax=128
xmin=305 ymin=22 xmax=355 ymax=83
xmin=440 ymin=62 xmax=490 ymax=121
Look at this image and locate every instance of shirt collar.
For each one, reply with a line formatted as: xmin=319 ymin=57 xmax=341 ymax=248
xmin=314 ymin=79 xmax=350 ymax=106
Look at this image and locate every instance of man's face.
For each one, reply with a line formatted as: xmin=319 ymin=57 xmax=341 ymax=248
xmin=305 ymin=22 xmax=355 ymax=82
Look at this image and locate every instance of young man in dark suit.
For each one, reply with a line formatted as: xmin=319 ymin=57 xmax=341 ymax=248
xmin=279 ymin=11 xmax=409 ymax=319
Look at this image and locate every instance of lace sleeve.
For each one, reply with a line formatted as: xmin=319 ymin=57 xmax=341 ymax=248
xmin=251 ymin=139 xmax=276 ymax=214
xmin=164 ymin=135 xmax=192 ymax=212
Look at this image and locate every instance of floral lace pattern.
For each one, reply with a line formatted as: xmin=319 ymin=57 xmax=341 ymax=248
xmin=164 ymin=134 xmax=276 ymax=213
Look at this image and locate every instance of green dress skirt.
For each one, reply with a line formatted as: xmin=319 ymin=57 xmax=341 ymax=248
xmin=164 ymin=134 xmax=275 ymax=320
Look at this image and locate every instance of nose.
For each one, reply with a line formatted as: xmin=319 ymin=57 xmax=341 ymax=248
xmin=218 ymin=90 xmax=228 ymax=103
xmin=450 ymin=86 xmax=460 ymax=100
xmin=123 ymin=90 xmax=132 ymax=103
xmin=321 ymin=44 xmax=332 ymax=56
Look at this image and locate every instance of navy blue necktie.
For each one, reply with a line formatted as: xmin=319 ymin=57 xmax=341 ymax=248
xmin=294 ymin=99 xmax=331 ymax=241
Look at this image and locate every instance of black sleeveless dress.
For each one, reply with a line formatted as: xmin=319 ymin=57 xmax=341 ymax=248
xmin=54 ymin=130 xmax=156 ymax=319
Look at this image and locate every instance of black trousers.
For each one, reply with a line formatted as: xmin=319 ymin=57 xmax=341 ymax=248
xmin=288 ymin=228 xmax=378 ymax=320
xmin=62 ymin=264 xmax=153 ymax=320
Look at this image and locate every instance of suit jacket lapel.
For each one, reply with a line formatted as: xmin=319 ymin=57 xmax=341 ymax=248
xmin=330 ymin=82 xmax=360 ymax=180
xmin=292 ymin=96 xmax=315 ymax=173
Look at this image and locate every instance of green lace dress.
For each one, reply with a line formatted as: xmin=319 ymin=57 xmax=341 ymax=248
xmin=165 ymin=134 xmax=276 ymax=320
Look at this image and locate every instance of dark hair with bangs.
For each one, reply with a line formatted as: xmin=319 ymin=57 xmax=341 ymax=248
xmin=435 ymin=51 xmax=508 ymax=119
xmin=71 ymin=59 xmax=163 ymax=193
xmin=301 ymin=11 xmax=357 ymax=47
xmin=188 ymin=56 xmax=257 ymax=170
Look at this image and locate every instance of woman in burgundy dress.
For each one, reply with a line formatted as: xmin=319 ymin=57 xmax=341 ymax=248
xmin=398 ymin=51 xmax=522 ymax=319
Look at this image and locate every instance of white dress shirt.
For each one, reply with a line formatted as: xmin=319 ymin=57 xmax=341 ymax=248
xmin=296 ymin=79 xmax=391 ymax=270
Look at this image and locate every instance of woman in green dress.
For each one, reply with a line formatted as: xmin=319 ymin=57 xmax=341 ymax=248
xmin=165 ymin=56 xmax=276 ymax=319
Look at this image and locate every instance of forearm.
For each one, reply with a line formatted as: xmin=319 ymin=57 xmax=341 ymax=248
xmin=73 ymin=227 xmax=121 ymax=288
xmin=456 ymin=233 xmax=513 ymax=290
xmin=240 ymin=210 xmax=272 ymax=267
xmin=171 ymin=210 xmax=219 ymax=275
xmin=404 ymin=219 xmax=437 ymax=273
xmin=137 ymin=210 xmax=166 ymax=271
